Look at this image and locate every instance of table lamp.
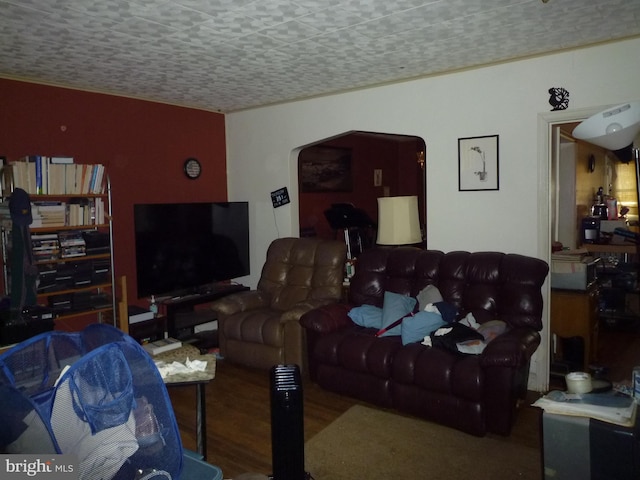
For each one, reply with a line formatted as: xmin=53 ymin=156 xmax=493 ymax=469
xmin=376 ymin=195 xmax=422 ymax=246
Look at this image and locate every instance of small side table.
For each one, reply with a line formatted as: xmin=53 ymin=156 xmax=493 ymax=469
xmin=153 ymin=345 xmax=216 ymax=460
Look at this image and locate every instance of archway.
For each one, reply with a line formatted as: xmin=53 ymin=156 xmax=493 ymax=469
xmin=297 ymin=130 xmax=426 ymax=253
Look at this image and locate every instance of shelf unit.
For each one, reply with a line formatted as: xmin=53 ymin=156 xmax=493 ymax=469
xmin=0 ymin=177 xmax=116 ymax=340
xmin=582 ymin=243 xmax=640 ymax=331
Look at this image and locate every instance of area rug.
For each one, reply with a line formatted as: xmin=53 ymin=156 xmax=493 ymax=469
xmin=304 ymin=405 xmax=541 ymax=480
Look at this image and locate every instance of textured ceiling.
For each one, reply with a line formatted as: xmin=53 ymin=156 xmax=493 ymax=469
xmin=1 ymin=0 xmax=639 ymax=113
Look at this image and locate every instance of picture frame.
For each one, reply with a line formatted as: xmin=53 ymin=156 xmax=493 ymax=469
xmin=458 ymin=135 xmax=499 ymax=191
xmin=299 ymin=146 xmax=353 ymax=193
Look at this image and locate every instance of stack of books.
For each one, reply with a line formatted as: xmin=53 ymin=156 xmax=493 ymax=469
xmin=58 ymin=230 xmax=86 ymax=258
xmin=32 ymin=201 xmax=66 ymax=228
xmin=31 ymin=233 xmax=60 ymax=262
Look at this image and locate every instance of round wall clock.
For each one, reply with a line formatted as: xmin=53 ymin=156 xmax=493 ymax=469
xmin=184 ymin=157 xmax=202 ymax=179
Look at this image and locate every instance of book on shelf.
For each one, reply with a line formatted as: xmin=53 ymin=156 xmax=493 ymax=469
xmin=64 ymin=164 xmax=76 ymax=194
xmin=50 ymin=156 xmax=74 ymax=164
xmin=143 ymin=337 xmax=182 ymax=356
xmin=128 ymin=305 xmax=155 ymax=324
xmin=48 ymin=163 xmax=65 ymax=195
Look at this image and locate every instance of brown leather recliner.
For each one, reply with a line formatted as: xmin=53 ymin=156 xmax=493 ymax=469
xmin=210 ymin=237 xmax=347 ymax=372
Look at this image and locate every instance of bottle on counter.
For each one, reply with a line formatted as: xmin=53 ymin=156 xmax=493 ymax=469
xmin=591 ymin=186 xmax=609 ymax=219
xmin=149 ymin=295 xmax=158 ymax=317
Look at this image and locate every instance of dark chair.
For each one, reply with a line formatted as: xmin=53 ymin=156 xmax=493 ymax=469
xmin=324 ymin=203 xmax=376 ymax=257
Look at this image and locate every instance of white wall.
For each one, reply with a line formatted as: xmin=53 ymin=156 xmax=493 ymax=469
xmin=225 ymin=37 xmax=640 ymax=390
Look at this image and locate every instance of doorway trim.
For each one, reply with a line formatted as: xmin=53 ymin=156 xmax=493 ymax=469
xmin=536 ymin=104 xmax=609 ymax=391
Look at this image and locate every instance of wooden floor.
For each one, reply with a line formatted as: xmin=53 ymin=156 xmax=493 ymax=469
xmin=168 ymin=361 xmax=360 ymax=478
xmin=168 ymin=325 xmax=640 ymax=479
xmin=168 ymin=361 xmax=542 ymax=479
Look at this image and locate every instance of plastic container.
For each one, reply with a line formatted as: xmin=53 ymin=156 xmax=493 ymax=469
xmin=182 ymin=450 xmax=223 ymax=480
xmin=566 ymin=371 xmax=593 ymax=394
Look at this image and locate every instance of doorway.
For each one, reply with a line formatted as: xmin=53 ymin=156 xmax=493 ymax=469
xmin=542 ymin=107 xmax=640 ymax=391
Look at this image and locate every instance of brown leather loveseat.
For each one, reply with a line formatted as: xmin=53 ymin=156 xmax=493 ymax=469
xmin=300 ymin=247 xmax=549 ymax=436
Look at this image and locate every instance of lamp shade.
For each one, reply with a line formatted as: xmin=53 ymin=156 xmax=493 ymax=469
xmin=376 ymin=196 xmax=422 ymax=245
xmin=572 ymin=101 xmax=640 ymax=151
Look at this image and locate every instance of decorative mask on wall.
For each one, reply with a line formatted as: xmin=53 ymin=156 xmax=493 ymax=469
xmin=548 ymin=87 xmax=570 ymax=111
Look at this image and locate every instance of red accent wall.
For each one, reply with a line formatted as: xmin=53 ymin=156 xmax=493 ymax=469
xmin=0 ymin=79 xmax=227 ymax=311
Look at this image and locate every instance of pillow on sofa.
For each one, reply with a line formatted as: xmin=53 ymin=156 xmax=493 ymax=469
xmin=401 ymin=311 xmax=447 ymax=345
xmin=348 ymin=304 xmax=383 ymax=329
xmin=416 ymin=284 xmax=443 ymax=311
xmin=477 ymin=320 xmax=508 ymax=342
xmin=379 ymin=291 xmax=416 ymax=337
xmin=456 ymin=320 xmax=509 ymax=354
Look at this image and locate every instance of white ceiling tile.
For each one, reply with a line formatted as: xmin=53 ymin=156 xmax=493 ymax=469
xmin=0 ymin=0 xmax=638 ymax=112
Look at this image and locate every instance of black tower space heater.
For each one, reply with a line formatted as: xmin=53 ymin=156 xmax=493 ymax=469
xmin=270 ymin=364 xmax=307 ymax=480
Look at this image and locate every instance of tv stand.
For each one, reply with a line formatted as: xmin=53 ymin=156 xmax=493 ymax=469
xmin=162 ymin=283 xmax=249 ymax=346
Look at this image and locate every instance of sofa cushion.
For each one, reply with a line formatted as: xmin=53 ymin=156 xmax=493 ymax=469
xmin=221 ymin=308 xmax=284 ymax=347
xmin=416 ymin=284 xmax=443 ymax=310
xmin=336 ymin=329 xmax=402 ymax=378
xmin=401 ymin=311 xmax=447 ymax=345
xmin=348 ymin=305 xmax=383 ymax=329
xmin=379 ymin=291 xmax=416 ymax=337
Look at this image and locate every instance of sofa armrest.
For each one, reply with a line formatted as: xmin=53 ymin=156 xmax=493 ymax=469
xmin=479 ymin=327 xmax=541 ymax=369
xmin=480 ymin=326 xmax=541 ymax=435
xmin=210 ymin=290 xmax=271 ymax=317
xmin=299 ymin=303 xmax=354 ymax=334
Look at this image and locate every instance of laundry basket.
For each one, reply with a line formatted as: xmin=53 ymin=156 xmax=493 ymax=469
xmin=0 ymin=324 xmax=183 ymax=480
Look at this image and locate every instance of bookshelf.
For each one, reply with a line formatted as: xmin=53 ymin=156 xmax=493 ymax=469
xmin=0 ymin=159 xmax=115 ymax=345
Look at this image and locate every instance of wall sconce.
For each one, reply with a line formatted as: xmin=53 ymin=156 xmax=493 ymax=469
xmin=588 ymin=154 xmax=595 ymax=173
xmin=376 ymin=196 xmax=422 ymax=246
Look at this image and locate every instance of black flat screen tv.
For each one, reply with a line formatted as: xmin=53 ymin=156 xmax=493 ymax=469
xmin=133 ymin=202 xmax=250 ymax=299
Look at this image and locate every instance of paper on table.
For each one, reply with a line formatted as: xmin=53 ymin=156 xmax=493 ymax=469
xmin=155 ymin=358 xmax=207 ymax=379
xmin=532 ymin=390 xmax=637 ymax=427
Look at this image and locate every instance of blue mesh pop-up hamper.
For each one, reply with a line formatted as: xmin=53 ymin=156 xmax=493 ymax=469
xmin=0 ymin=324 xmax=186 ymax=479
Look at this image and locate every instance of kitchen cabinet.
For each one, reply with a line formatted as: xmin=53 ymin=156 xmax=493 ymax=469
xmin=550 ymin=285 xmax=599 ymax=371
